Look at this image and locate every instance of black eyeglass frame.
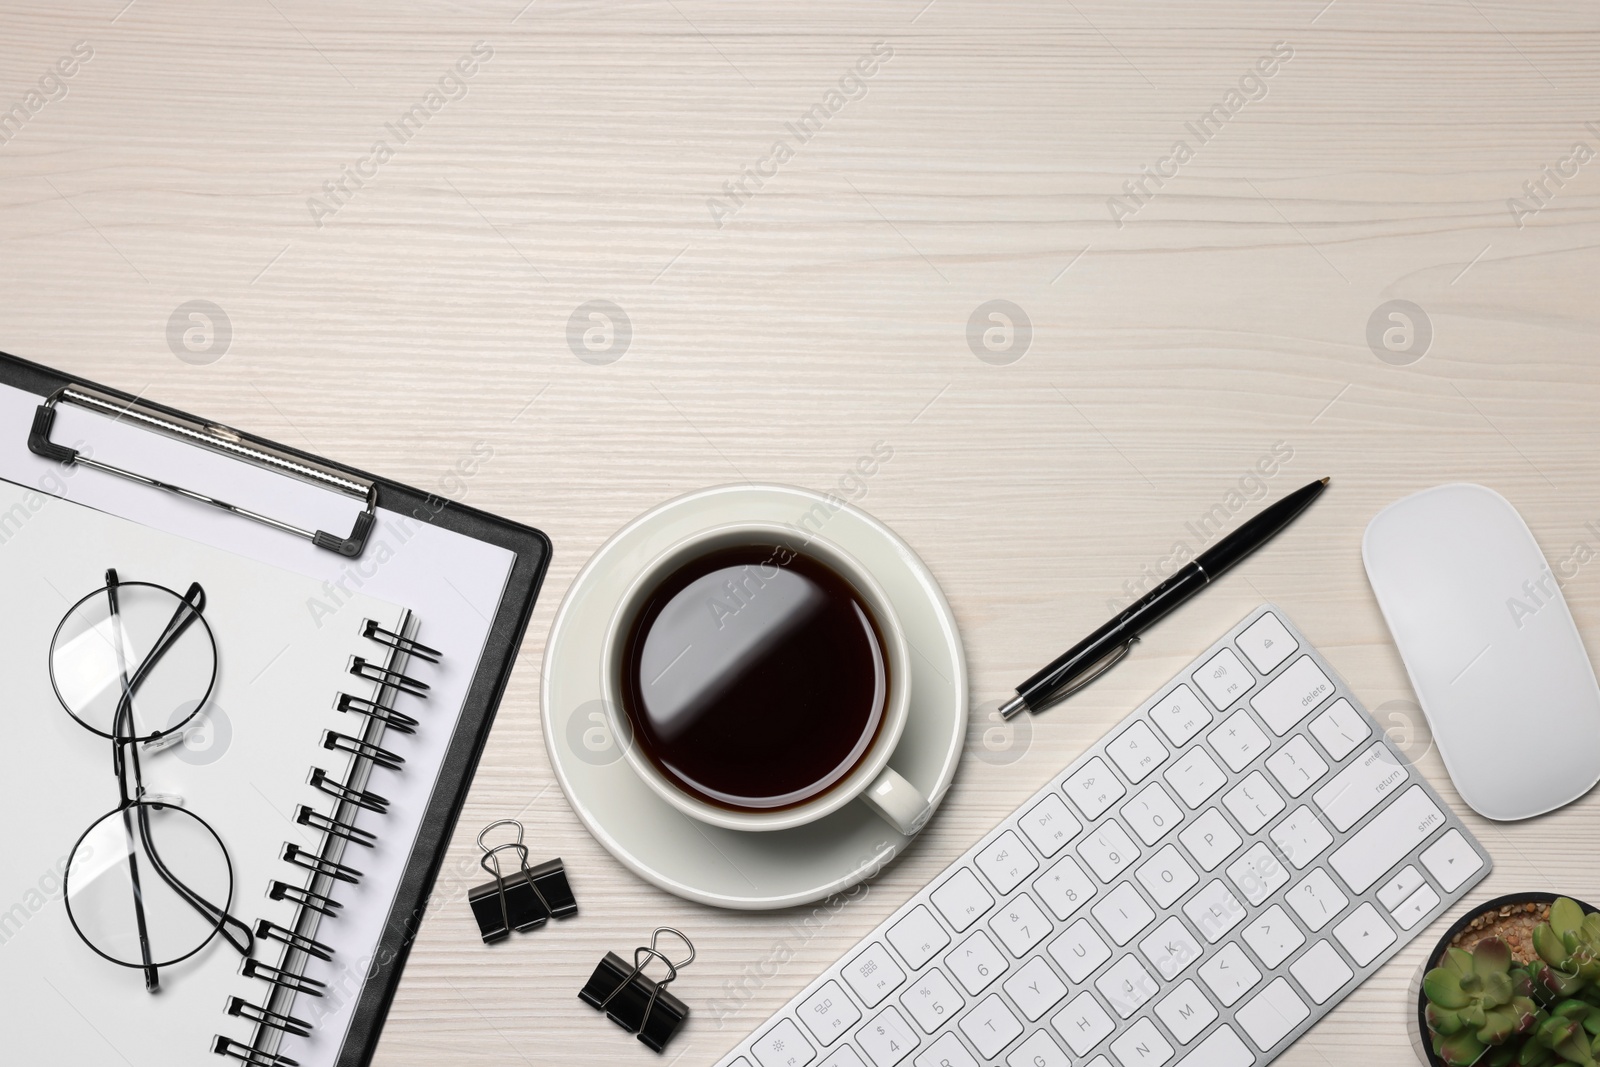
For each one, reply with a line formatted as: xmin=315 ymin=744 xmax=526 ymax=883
xmin=53 ymin=569 xmax=254 ymax=991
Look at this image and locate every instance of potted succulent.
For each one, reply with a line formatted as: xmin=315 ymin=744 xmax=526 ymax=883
xmin=1420 ymin=895 xmax=1600 ymax=1067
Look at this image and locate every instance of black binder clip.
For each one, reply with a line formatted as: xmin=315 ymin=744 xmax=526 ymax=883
xmin=578 ymin=927 xmax=694 ymax=1053
xmin=467 ymin=819 xmax=577 ymax=944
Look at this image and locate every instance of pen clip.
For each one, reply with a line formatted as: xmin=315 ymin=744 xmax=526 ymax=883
xmin=1032 ymin=635 xmax=1140 ymax=714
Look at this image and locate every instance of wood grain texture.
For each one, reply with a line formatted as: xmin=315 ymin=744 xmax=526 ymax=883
xmin=3 ymin=1 xmax=1599 ymax=1064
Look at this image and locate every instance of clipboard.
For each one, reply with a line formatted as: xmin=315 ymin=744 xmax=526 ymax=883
xmin=0 ymin=349 xmax=551 ymax=1067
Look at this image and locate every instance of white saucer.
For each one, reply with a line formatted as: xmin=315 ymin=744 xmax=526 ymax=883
xmin=541 ymin=484 xmax=967 ymax=910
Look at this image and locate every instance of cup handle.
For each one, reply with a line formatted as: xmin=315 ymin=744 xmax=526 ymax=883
xmin=860 ymin=767 xmax=932 ymax=836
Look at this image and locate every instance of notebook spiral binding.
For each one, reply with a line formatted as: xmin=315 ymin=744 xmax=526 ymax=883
xmin=212 ymin=612 xmax=431 ymax=1065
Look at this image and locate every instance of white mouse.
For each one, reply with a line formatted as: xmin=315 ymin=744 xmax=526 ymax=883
xmin=1363 ymin=483 xmax=1600 ymax=821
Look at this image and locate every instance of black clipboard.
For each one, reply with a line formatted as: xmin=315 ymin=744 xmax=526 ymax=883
xmin=0 ymin=350 xmax=551 ymax=1067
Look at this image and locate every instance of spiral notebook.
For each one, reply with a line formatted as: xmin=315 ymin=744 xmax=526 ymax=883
xmin=0 ymin=353 xmax=551 ymax=1067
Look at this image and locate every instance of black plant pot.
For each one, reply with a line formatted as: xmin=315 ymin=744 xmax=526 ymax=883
xmin=1414 ymin=892 xmax=1600 ymax=1067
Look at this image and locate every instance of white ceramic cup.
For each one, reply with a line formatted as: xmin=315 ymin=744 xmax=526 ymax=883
xmin=599 ymin=521 xmax=931 ymax=834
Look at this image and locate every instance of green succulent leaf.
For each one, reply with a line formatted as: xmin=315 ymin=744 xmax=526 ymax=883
xmin=1486 ymin=972 xmax=1518 ymax=1007
xmin=1553 ymin=1032 xmax=1594 ymax=1067
xmin=1479 ymin=939 xmax=1516 ymax=977
xmin=1524 ymin=1039 xmax=1560 ymax=1067
xmin=1552 ymin=900 xmax=1587 ymax=939
xmin=1431 ymin=1005 xmax=1468 ymax=1037
xmin=1482 ymin=1010 xmax=1523 ymax=1045
xmin=1539 ymin=926 xmax=1576 ymax=969
xmin=1439 ymin=1030 xmax=1490 ymax=1067
xmin=1430 ymin=969 xmax=1473 ymax=1010
xmin=1445 ymin=948 xmax=1479 ymax=978
xmin=1540 ymin=1016 xmax=1580 ymax=1051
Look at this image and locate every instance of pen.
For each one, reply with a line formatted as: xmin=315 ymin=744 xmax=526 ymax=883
xmin=999 ymin=476 xmax=1331 ymax=719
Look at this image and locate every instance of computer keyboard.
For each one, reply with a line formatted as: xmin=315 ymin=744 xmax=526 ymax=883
xmin=714 ymin=605 xmax=1490 ymax=1067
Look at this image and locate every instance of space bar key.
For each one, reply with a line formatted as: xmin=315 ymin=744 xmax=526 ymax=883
xmin=1329 ymin=785 xmax=1446 ymax=894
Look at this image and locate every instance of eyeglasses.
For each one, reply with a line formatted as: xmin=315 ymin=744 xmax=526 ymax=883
xmin=53 ymin=568 xmax=253 ymax=991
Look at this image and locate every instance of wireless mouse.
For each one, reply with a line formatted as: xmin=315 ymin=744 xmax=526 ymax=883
xmin=1363 ymin=483 xmax=1600 ymax=821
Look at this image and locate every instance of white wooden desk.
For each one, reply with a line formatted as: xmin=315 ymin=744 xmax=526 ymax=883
xmin=3 ymin=2 xmax=1598 ymax=1064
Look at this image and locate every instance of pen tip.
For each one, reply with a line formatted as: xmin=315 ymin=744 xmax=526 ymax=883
xmin=1319 ymin=477 xmax=1331 ymax=486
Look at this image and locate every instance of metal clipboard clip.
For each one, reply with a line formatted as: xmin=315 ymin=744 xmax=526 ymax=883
xmin=28 ymin=385 xmax=377 ymax=557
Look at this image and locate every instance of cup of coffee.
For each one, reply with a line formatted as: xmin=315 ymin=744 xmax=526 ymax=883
xmin=599 ymin=522 xmax=930 ymax=834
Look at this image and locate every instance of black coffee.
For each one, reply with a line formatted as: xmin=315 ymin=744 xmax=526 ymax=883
xmin=619 ymin=542 xmax=889 ymax=812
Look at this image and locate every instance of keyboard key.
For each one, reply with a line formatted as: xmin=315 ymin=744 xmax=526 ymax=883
xmin=1264 ymin=737 xmax=1328 ymax=797
xmin=1156 ymin=979 xmax=1219 ymax=1044
xmin=1123 ymin=782 xmax=1184 ymax=846
xmin=1137 ymin=844 xmax=1199 ymax=908
xmin=1290 ymin=941 xmax=1353 ymax=1004
xmin=1111 ymin=1018 xmax=1175 ymax=1067
xmin=1141 ymin=915 xmax=1203 ymax=980
xmin=1209 ymin=710 xmax=1270 ymax=773
xmin=1250 ymin=657 xmax=1332 ymax=735
xmin=959 ymin=994 xmax=1023 ymax=1059
xmin=1049 ymin=918 xmax=1111 ymax=982
xmin=1308 ymin=698 xmax=1371 ymax=761
xmin=1312 ymin=741 xmax=1407 ymax=831
xmin=1107 ymin=721 xmax=1169 ymax=783
xmin=1177 ymin=1025 xmax=1254 ymax=1067
xmin=931 ymin=869 xmax=994 ymax=932
xmin=1184 ymin=879 xmax=1247 ymax=943
xmin=1227 ymin=843 xmax=1289 ymax=906
xmin=1269 ymin=806 xmax=1333 ymax=870
xmin=1237 ymin=612 xmax=1297 ymax=674
xmin=1018 ymin=794 xmax=1082 ymax=858
xmin=800 ymin=981 xmax=862 ymax=1047
xmin=1193 ymin=648 xmax=1254 ymax=710
xmin=1007 ymin=1030 xmax=1070 ymax=1067
xmin=754 ymin=1019 xmax=817 ymax=1067
xmin=1242 ymin=905 xmax=1305 ymax=968
xmin=900 ymin=969 xmax=963 ymax=1034
xmin=976 ymin=831 xmax=1040 ymax=895
xmin=1235 ymin=978 xmax=1309 ymax=1051
xmin=1078 ymin=821 xmax=1140 ymax=882
xmin=1064 ymin=758 xmax=1127 ymax=820
xmin=1034 ymin=855 xmax=1098 ymax=920
xmin=1420 ymin=828 xmax=1484 ymax=892
xmin=1052 ymin=991 xmax=1115 ymax=1055
xmin=1329 ymin=785 xmax=1446 ymax=893
xmin=1178 ymin=808 xmax=1242 ymax=871
xmin=1222 ymin=772 xmax=1284 ymax=835
xmin=946 ymin=931 xmax=1008 ymax=995
xmin=1165 ymin=748 xmax=1228 ymax=808
xmin=822 ymin=1051 xmax=867 ymax=1067
xmin=1392 ymin=883 xmax=1442 ymax=930
xmin=1003 ymin=956 xmax=1068 ymax=1021
xmin=843 ymin=943 xmax=907 ymax=1008
xmin=1096 ymin=955 xmax=1159 ymax=1018
xmin=1198 ymin=942 xmax=1262 ymax=1007
xmin=989 ymin=892 xmax=1051 ymax=956
xmin=1333 ymin=902 xmax=1395 ymax=965
xmin=1150 ymin=684 xmax=1213 ymax=747
xmin=888 ymin=906 xmax=950 ymax=971
xmin=857 ymin=1007 xmax=919 ymax=1067
xmin=912 ymin=1034 xmax=975 ymax=1067
xmin=1285 ymin=870 xmax=1348 ymax=932
xmin=1376 ymin=866 xmax=1425 ymax=911
xmin=1092 ymin=882 xmax=1156 ymax=945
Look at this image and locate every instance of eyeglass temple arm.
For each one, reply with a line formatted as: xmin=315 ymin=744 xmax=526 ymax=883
xmin=105 ymin=570 xmax=160 ymax=992
xmin=135 ymin=804 xmax=254 ymax=958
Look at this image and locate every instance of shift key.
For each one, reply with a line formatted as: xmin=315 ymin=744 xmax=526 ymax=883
xmin=1329 ymin=786 xmax=1446 ymax=893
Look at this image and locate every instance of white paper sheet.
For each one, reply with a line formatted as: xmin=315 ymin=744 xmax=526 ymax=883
xmin=0 ymin=382 xmax=518 ymax=1066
